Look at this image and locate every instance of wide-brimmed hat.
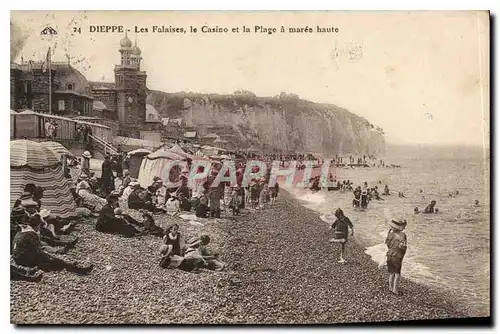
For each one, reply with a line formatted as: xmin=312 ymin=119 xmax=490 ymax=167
xmin=82 ymin=151 xmax=92 ymax=159
xmin=129 ymin=181 xmax=139 ymax=188
xmin=39 ymin=209 xmax=51 ymax=218
xmin=388 ymin=218 xmax=407 ymax=231
xmin=79 ymin=173 xmax=89 ymax=180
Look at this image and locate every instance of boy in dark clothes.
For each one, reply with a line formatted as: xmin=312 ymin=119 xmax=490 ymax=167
xmin=329 ymin=208 xmax=354 ymax=263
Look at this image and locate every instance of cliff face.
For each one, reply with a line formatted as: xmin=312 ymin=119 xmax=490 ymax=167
xmin=146 ymin=91 xmax=385 ymax=156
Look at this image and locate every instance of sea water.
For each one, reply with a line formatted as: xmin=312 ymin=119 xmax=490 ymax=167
xmin=285 ymin=144 xmax=490 ymax=316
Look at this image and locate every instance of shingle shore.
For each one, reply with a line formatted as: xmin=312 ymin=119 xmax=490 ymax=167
xmin=11 ymin=191 xmax=472 ymax=324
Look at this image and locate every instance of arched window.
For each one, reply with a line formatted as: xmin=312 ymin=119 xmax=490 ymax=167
xmin=67 ymin=83 xmax=74 ymax=90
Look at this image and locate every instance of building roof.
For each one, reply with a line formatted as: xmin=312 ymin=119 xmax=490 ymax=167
xmin=145 ymin=104 xmax=161 ymax=123
xmin=16 ymin=61 xmax=93 ymax=98
xmin=183 ymin=131 xmax=197 ymax=138
xmin=90 ymin=81 xmax=116 ymax=90
xmin=54 ymin=90 xmax=93 ymax=99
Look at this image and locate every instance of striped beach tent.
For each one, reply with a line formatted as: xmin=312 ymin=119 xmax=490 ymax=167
xmin=10 ymin=139 xmax=78 ymax=218
xmin=40 ymin=141 xmax=74 ymax=160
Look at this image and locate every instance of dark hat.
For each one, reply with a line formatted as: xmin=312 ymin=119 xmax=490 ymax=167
xmin=23 ymin=183 xmax=37 ymax=193
xmin=26 ymin=214 xmax=43 ymax=227
xmin=11 ymin=207 xmax=27 ymax=220
xmin=106 ymin=194 xmax=119 ymax=203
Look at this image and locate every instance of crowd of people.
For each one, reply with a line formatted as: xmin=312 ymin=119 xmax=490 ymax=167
xmin=10 ymin=145 xmax=288 ymax=282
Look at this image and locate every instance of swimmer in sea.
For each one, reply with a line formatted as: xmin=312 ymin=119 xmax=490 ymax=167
xmin=474 ymin=200 xmax=480 ymax=207
xmin=435 ymin=208 xmax=439 ymax=213
xmin=414 ymin=207 xmax=419 ymax=214
xmin=424 ymin=200 xmax=437 ymax=214
xmin=383 ymin=185 xmax=390 ymax=196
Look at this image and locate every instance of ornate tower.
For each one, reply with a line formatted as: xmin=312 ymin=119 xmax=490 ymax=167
xmin=114 ymin=33 xmax=146 ymax=137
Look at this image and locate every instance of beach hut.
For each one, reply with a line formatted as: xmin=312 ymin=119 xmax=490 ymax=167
xmin=126 ymin=148 xmax=152 ymax=178
xmin=10 ymin=139 xmax=78 ymax=218
xmin=138 ymin=150 xmax=187 ymax=188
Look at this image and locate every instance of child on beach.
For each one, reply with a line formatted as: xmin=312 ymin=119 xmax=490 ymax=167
xmin=384 ymin=218 xmax=408 ymax=295
xmin=329 ymin=208 xmax=354 ymax=263
xmin=258 ymin=184 xmax=269 ymax=210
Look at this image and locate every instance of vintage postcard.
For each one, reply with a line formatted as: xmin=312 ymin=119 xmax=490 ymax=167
xmin=9 ymin=11 xmax=490 ymax=324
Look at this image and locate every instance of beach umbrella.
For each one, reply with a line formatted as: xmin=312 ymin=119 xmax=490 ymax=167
xmin=41 ymin=141 xmax=74 ymax=160
xmin=10 ymin=139 xmax=77 ymax=218
xmin=11 ymin=139 xmax=60 ymax=168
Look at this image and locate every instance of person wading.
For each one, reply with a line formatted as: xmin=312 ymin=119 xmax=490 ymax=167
xmin=329 ymin=208 xmax=354 ymax=263
xmin=383 ymin=218 xmax=408 ymax=295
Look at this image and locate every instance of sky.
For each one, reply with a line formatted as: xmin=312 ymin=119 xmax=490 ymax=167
xmin=10 ymin=11 xmax=490 ymax=147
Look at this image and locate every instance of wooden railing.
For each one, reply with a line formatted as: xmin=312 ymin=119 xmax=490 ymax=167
xmin=88 ymin=134 xmax=118 ymax=156
xmin=10 ymin=111 xmax=113 ymax=143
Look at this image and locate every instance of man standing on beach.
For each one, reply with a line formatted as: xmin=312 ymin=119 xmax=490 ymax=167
xmin=329 ymin=208 xmax=354 ymax=263
xmin=384 ymin=218 xmax=408 ymax=295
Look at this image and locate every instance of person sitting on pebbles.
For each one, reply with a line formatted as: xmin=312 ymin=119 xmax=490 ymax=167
xmin=158 ymin=244 xmax=206 ymax=273
xmin=329 ymin=208 xmax=354 ymax=263
xmin=11 ymin=214 xmax=93 ymax=276
xmin=139 ymin=210 xmax=165 ymax=237
xmin=187 ymin=235 xmax=226 ymax=271
xmin=163 ymin=223 xmax=185 ymax=256
xmin=127 ymin=184 xmax=149 ymax=210
xmin=77 ymin=174 xmax=107 ymax=212
xmin=382 ymin=217 xmax=408 ymax=295
xmin=165 ymin=194 xmax=181 ymax=216
xmin=96 ymin=195 xmax=142 ymax=237
xmin=195 ymin=195 xmax=210 ymax=218
xmin=19 ymin=199 xmax=79 ymax=254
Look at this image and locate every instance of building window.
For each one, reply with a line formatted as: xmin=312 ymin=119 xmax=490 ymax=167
xmin=58 ymin=100 xmax=65 ymax=111
xmin=67 ymin=83 xmax=74 ymax=90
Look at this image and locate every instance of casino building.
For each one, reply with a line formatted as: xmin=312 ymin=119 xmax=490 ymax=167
xmin=10 ymin=33 xmax=162 ymax=138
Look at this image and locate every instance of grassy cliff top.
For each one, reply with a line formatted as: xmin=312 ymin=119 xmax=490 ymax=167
xmin=147 ymin=89 xmax=384 ymax=133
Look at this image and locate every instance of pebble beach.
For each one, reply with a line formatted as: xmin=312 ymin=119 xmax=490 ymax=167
xmin=11 ymin=191 xmax=475 ymax=324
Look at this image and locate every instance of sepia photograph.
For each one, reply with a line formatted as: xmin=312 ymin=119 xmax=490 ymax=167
xmin=9 ymin=10 xmax=490 ymax=325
